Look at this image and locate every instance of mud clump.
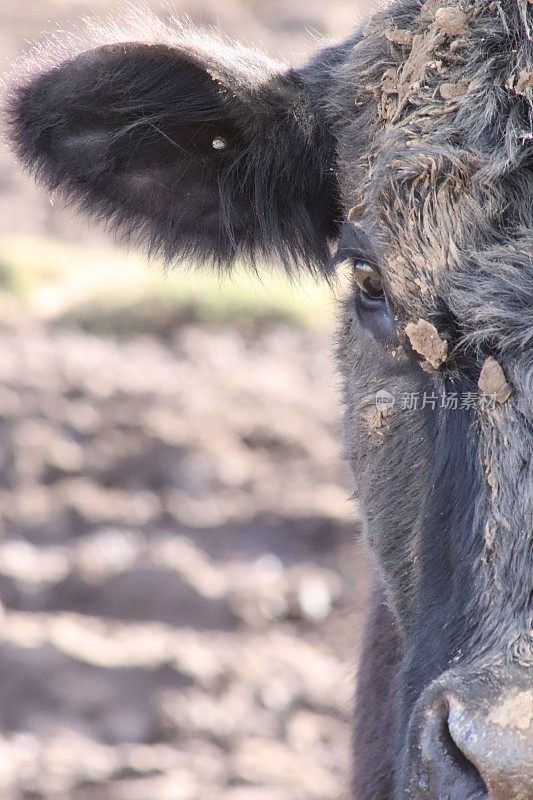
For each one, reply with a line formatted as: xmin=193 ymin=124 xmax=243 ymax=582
xmin=514 ymin=69 xmax=533 ymax=96
xmin=439 ymin=79 xmax=470 ymax=100
xmin=363 ymin=408 xmax=391 ymax=435
xmin=384 ymin=28 xmax=413 ymax=46
xmin=405 ymin=319 xmax=448 ymax=371
xmin=434 ymin=7 xmax=468 ymax=36
xmin=483 ymin=457 xmax=498 ymax=495
xmin=478 ymin=357 xmax=512 ymax=404
xmin=420 ymin=0 xmax=446 ymax=19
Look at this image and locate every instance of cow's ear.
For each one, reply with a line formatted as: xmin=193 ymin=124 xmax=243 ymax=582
xmin=7 ymin=32 xmax=341 ymax=272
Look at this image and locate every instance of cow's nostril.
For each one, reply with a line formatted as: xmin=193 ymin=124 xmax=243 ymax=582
xmin=439 ymin=710 xmax=489 ymax=799
xmin=446 ymin=692 xmax=533 ymax=800
xmin=417 ymin=695 xmax=488 ymax=800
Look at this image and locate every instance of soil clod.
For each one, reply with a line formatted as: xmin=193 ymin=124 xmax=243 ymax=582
xmin=478 ymin=357 xmax=512 ymax=404
xmin=405 ymin=319 xmax=448 ymax=370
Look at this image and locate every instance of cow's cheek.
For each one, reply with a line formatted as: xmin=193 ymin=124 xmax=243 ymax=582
xmin=340 ymin=329 xmax=437 ymax=616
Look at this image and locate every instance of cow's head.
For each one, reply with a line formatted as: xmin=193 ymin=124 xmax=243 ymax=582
xmin=5 ymin=2 xmax=532 ymax=798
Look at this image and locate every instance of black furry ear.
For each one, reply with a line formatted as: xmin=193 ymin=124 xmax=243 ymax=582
xmin=7 ymin=26 xmax=340 ymax=273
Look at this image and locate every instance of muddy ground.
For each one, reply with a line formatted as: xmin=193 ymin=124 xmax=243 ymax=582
xmin=0 ymin=1 xmax=373 ymax=798
xmin=0 ymin=318 xmax=371 ymax=799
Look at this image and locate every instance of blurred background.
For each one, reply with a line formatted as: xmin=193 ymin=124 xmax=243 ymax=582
xmin=0 ymin=2 xmax=373 ymax=798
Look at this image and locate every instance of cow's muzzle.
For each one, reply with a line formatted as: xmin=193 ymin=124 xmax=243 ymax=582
xmin=402 ymin=667 xmax=533 ymax=799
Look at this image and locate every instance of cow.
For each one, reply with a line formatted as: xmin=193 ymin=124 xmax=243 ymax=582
xmin=4 ymin=0 xmax=532 ymax=797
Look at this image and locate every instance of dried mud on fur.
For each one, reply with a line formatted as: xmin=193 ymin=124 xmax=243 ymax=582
xmin=514 ymin=69 xmax=533 ymax=96
xmin=434 ymin=7 xmax=468 ymax=37
xmin=368 ymin=0 xmax=472 ymax=124
xmin=384 ymin=28 xmax=413 ymax=47
xmin=405 ymin=319 xmax=448 ymax=370
xmin=361 ymin=407 xmax=392 ymax=445
xmin=366 ymin=408 xmax=391 ymax=430
xmin=439 ymin=79 xmax=470 ymax=100
xmin=484 ymin=457 xmax=498 ymax=496
xmin=478 ymin=357 xmax=512 ymax=404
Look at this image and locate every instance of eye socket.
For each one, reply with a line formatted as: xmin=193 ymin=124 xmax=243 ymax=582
xmin=353 ymin=261 xmax=385 ymax=302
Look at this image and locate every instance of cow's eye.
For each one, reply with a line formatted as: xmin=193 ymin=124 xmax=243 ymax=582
xmin=352 ymin=261 xmax=397 ymax=343
xmin=354 ymin=261 xmax=384 ymax=303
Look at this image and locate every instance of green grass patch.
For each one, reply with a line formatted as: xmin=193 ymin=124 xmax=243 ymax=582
xmin=0 ymin=236 xmax=336 ymax=335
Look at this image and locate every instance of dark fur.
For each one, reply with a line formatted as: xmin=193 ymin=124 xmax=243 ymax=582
xmin=352 ymin=585 xmax=401 ymax=800
xmin=4 ymin=2 xmax=532 ymax=798
xmin=5 ymin=18 xmax=341 ymax=274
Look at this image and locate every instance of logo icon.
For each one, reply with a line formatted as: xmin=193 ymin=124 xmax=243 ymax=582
xmin=375 ymin=390 xmax=395 ymax=412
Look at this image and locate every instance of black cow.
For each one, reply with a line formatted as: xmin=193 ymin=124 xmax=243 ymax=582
xmin=5 ymin=1 xmax=533 ymax=797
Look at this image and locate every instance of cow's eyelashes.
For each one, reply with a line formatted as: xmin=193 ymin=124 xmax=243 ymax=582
xmin=330 ymin=222 xmax=379 ymax=273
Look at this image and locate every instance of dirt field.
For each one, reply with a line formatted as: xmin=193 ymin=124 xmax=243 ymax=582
xmin=0 ymin=316 xmax=372 ymax=799
xmin=0 ymin=2 xmax=372 ymax=798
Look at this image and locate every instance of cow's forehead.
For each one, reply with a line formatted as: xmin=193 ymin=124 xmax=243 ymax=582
xmin=333 ymin=0 xmax=533 ymax=662
xmin=332 ymin=0 xmax=532 ymax=322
